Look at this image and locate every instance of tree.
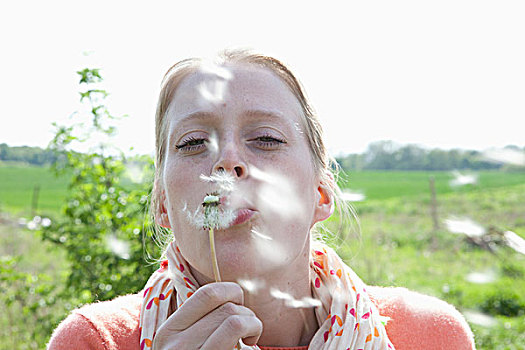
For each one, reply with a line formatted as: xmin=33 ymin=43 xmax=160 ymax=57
xmin=41 ymin=68 xmax=161 ymax=305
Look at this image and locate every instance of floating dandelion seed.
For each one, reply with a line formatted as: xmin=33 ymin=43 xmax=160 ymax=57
xmin=237 ymin=279 xmax=264 ymax=294
xmin=208 ymin=131 xmax=219 ymax=155
xmin=449 ymin=170 xmax=478 ymax=187
xmin=199 ymin=61 xmax=234 ymax=80
xmin=504 ymin=231 xmax=525 ymax=255
xmin=250 ymin=166 xmax=306 ymax=220
xmin=462 ymin=310 xmax=497 ymax=327
xmin=253 ymin=234 xmax=288 ymax=265
xmin=465 ymin=270 xmax=497 ymax=284
xmin=270 ymin=288 xmax=321 ymax=309
xmin=200 ymin=172 xmax=235 ymax=193
xmin=444 ymin=217 xmax=486 ymax=237
xmin=124 ymin=162 xmax=145 ymax=183
xmin=41 ymin=218 xmax=52 ymax=227
xmin=250 ymin=229 xmax=273 ymax=241
xmin=481 ymin=148 xmax=525 ymax=166
xmin=106 ymin=235 xmax=130 ymax=259
xmin=26 ymin=221 xmax=38 ymax=230
xmin=18 ymin=218 xmax=27 ymax=227
xmin=293 ymin=122 xmax=304 ymax=134
xmin=196 ymin=63 xmax=232 ymax=105
xmin=198 ymin=80 xmax=229 ymax=104
xmin=341 ymin=190 xmax=366 ymax=202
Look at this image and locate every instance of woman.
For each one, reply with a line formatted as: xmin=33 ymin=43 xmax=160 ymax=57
xmin=48 ymin=49 xmax=475 ymax=349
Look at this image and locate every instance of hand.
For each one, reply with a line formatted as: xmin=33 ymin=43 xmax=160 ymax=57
xmin=152 ymin=282 xmax=263 ymax=350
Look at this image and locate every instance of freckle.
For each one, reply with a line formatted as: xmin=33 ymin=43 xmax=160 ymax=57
xmin=222 ymin=102 xmax=227 ymax=107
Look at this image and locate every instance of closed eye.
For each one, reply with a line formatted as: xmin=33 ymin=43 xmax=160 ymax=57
xmin=175 ymin=137 xmax=207 ymax=153
xmin=250 ymin=135 xmax=286 ymax=150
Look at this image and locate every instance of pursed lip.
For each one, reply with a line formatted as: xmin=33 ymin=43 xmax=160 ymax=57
xmin=231 ymin=208 xmax=256 ymax=226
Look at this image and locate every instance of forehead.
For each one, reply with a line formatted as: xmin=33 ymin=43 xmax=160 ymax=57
xmin=168 ymin=63 xmax=304 ymax=122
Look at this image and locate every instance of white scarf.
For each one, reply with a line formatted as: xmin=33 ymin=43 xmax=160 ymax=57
xmin=139 ymin=241 xmax=395 ymax=349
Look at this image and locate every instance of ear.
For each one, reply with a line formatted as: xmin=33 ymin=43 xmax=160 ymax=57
xmin=154 ymin=181 xmax=171 ymax=229
xmin=313 ymin=173 xmax=335 ymax=224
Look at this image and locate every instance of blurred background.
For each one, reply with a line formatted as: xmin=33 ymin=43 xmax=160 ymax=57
xmin=0 ymin=1 xmax=524 ymax=348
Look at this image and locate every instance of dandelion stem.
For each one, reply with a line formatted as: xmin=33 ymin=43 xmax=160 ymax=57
xmin=209 ymin=227 xmax=221 ymax=282
xmin=209 ymin=227 xmax=240 ymax=348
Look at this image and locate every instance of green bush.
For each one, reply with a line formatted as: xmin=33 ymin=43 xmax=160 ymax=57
xmin=41 ymin=68 xmax=162 ymax=304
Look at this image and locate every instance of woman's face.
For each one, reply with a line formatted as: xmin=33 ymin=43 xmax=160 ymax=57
xmin=160 ymin=63 xmax=329 ymax=281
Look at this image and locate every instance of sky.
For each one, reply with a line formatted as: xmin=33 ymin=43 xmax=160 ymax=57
xmin=1 ymin=0 xmax=524 ymax=157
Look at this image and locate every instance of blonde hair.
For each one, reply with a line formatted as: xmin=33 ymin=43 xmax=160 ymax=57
xmin=150 ymin=48 xmax=357 ymax=248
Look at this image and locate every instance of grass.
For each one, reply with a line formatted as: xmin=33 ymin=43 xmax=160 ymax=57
xmin=1 ymin=164 xmax=524 ymax=349
xmin=0 ymin=163 xmax=70 ymax=216
xmin=340 ymin=170 xmax=525 ymax=200
xmin=328 ymin=181 xmax=525 ymax=349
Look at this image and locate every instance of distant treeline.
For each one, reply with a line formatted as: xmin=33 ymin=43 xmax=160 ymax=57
xmin=2 ymin=142 xmax=524 ymax=171
xmin=0 ymin=143 xmax=58 ymax=166
xmin=335 ymin=141 xmax=525 ymax=171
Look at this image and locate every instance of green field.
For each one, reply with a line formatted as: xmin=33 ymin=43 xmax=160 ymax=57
xmin=2 ymin=162 xmax=525 ymax=216
xmin=1 ymin=164 xmax=524 ymax=349
xmin=0 ymin=163 xmax=70 ymax=215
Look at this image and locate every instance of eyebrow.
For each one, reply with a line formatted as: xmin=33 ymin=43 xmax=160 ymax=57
xmin=243 ymin=109 xmax=287 ymax=121
xmin=176 ymin=109 xmax=286 ymax=123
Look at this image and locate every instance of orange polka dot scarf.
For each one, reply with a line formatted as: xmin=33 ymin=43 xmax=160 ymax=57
xmin=139 ymin=241 xmax=395 ymax=349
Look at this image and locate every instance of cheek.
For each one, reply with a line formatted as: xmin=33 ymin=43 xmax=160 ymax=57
xmin=162 ymin=158 xmax=209 ymax=222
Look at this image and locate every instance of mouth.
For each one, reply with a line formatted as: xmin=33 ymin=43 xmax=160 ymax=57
xmin=231 ymin=208 xmax=256 ymax=226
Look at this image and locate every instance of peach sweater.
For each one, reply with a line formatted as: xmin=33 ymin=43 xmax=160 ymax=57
xmin=47 ymin=286 xmax=475 ymax=349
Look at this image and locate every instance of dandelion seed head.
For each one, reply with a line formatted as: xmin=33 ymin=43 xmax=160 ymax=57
xmin=185 ymin=198 xmax=235 ymax=230
xmin=445 ymin=217 xmax=486 ymax=237
xmin=203 ymin=195 xmax=220 ymax=205
xmin=183 ymin=172 xmax=238 ymax=230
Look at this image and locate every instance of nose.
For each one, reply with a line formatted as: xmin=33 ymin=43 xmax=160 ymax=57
xmin=213 ymin=140 xmax=248 ymax=178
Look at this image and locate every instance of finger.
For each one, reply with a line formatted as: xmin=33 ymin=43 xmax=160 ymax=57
xmin=163 ymin=282 xmax=244 ymax=331
xmin=154 ymin=302 xmax=256 ymax=349
xmin=183 ymin=302 xmax=256 ymax=340
xmin=201 ymin=314 xmax=263 ymax=350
